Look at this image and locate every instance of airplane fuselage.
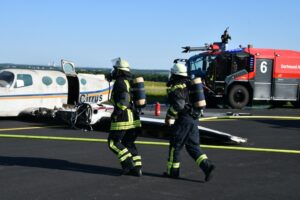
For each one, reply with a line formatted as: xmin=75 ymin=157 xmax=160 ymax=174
xmin=0 ymin=69 xmax=111 ymax=116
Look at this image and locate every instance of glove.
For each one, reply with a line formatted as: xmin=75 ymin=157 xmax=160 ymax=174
xmin=135 ymin=107 xmax=142 ymax=115
xmin=165 ymin=116 xmax=173 ymax=126
xmin=190 ymin=108 xmax=202 ymax=120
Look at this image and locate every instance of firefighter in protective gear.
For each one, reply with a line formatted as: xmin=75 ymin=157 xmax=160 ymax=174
xmin=108 ymin=58 xmax=142 ymax=176
xmin=164 ymin=63 xmax=215 ymax=181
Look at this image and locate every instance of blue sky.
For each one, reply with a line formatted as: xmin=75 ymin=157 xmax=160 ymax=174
xmin=1 ymin=0 xmax=300 ymax=69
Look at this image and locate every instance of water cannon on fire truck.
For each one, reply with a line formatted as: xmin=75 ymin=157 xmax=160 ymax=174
xmin=182 ymin=27 xmax=231 ymax=53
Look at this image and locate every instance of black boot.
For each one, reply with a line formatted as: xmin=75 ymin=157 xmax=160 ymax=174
xmin=200 ymin=160 xmax=215 ymax=182
xmin=164 ymin=168 xmax=180 ymax=179
xmin=121 ymin=158 xmax=135 ymax=175
xmin=132 ymin=155 xmax=143 ymax=177
xmin=131 ymin=166 xmax=143 ymax=177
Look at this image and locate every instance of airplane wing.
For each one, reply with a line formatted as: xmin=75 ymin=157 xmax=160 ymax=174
xmin=34 ymin=102 xmax=246 ymax=145
xmin=140 ymin=116 xmax=247 ymax=145
xmin=67 ymin=103 xmax=247 ymax=145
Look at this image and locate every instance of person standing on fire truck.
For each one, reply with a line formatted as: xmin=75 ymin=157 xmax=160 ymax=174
xmin=164 ymin=63 xmax=215 ymax=181
xmin=221 ymin=27 xmax=231 ymax=50
xmin=107 ymin=58 xmax=142 ymax=176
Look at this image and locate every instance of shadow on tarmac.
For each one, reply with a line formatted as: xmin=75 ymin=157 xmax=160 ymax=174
xmin=254 ymin=119 xmax=300 ymax=129
xmin=0 ymin=156 xmax=205 ymax=183
xmin=143 ymin=172 xmax=205 ymax=183
xmin=0 ymin=156 xmax=122 ymax=176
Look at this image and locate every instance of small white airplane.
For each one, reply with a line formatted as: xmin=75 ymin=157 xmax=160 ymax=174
xmin=0 ymin=60 xmax=246 ymax=144
xmin=0 ymin=60 xmax=111 ymax=118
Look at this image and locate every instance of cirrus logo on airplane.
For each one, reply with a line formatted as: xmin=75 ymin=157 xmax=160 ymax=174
xmin=80 ymin=94 xmax=103 ymax=103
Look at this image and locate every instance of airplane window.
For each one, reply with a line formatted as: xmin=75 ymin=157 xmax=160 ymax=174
xmin=42 ymin=76 xmax=53 ymax=86
xmin=56 ymin=77 xmax=66 ymax=86
xmin=0 ymin=71 xmax=14 ymax=88
xmin=80 ymin=78 xmax=87 ymax=85
xmin=15 ymin=74 xmax=33 ymax=88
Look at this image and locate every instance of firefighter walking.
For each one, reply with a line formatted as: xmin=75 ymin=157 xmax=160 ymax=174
xmin=164 ymin=63 xmax=215 ymax=181
xmin=107 ymin=58 xmax=143 ymax=176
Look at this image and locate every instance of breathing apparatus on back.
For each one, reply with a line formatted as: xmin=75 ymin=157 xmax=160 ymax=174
xmin=170 ymin=62 xmax=206 ymax=109
xmin=131 ymin=77 xmax=146 ymax=108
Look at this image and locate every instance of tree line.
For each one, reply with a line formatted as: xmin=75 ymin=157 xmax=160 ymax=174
xmin=0 ymin=64 xmax=169 ymax=82
xmin=77 ymin=68 xmax=169 ymax=82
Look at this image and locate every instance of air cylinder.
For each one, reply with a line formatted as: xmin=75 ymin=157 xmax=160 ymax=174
xmin=189 ymin=78 xmax=206 ymax=108
xmin=132 ymin=77 xmax=146 ymax=108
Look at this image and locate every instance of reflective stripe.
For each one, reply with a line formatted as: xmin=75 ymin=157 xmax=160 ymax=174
xmin=167 ymin=147 xmax=175 ymax=175
xmin=120 ymin=152 xmax=132 ymax=162
xmin=167 ymin=106 xmax=178 ymax=118
xmin=174 ymin=84 xmax=186 ymax=89
xmin=134 ymin=161 xmax=142 ymax=167
xmin=110 ymin=120 xmax=141 ymax=126
xmin=169 ymin=107 xmax=178 ymax=115
xmin=170 ymin=147 xmax=175 ymax=163
xmin=172 ymin=162 xmax=180 ymax=168
xmin=110 ymin=124 xmax=140 ymax=131
xmin=110 ymin=122 xmax=141 ymax=130
xmin=196 ymin=154 xmax=208 ymax=166
xmin=133 ymin=155 xmax=142 ymax=166
xmin=110 ymin=120 xmax=141 ymax=131
xmin=132 ymin=156 xmax=142 ymax=161
xmin=111 ymin=122 xmax=141 ymax=128
xmin=124 ymin=80 xmax=130 ymax=92
xmin=167 ymin=84 xmax=186 ymax=93
xmin=117 ymin=103 xmax=127 ymax=110
xmin=118 ymin=148 xmax=128 ymax=158
xmin=166 ymin=113 xmax=174 ymax=118
xmin=109 ymin=140 xmax=120 ymax=153
xmin=127 ymin=109 xmax=134 ymax=122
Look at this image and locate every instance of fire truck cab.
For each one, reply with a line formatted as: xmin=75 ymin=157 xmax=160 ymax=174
xmin=185 ymin=44 xmax=300 ymax=108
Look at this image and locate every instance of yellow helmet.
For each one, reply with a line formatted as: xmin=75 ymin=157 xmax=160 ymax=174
xmin=171 ymin=63 xmax=187 ymax=77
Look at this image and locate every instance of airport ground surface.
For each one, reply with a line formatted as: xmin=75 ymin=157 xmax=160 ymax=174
xmin=0 ymin=108 xmax=299 ymax=200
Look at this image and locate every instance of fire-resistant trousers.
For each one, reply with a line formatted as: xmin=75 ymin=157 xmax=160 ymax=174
xmin=108 ymin=128 xmax=142 ymax=170
xmin=167 ymin=114 xmax=207 ymax=175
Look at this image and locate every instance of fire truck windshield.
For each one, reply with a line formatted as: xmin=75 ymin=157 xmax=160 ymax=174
xmin=188 ymin=54 xmax=216 ymax=79
xmin=188 ymin=52 xmax=252 ymax=79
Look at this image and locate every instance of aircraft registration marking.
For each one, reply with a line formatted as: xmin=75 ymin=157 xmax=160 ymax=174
xmin=0 ymin=133 xmax=299 ymax=154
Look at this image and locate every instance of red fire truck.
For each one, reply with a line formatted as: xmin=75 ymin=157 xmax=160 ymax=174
xmin=183 ymin=42 xmax=300 ymax=108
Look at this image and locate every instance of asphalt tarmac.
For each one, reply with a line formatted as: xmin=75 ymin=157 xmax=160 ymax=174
xmin=0 ymin=108 xmax=299 ymax=200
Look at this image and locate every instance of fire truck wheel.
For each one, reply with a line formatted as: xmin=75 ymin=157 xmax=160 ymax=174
xmin=228 ymin=85 xmax=249 ymax=109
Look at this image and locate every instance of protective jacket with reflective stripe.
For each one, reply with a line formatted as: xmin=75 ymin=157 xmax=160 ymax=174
xmin=110 ymin=76 xmax=141 ymax=131
xmin=166 ymin=78 xmax=202 ymax=119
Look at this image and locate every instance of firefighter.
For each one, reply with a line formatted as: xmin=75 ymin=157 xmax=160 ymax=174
xmin=221 ymin=27 xmax=231 ymax=50
xmin=164 ymin=63 xmax=215 ymax=181
xmin=107 ymin=58 xmax=142 ymax=176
